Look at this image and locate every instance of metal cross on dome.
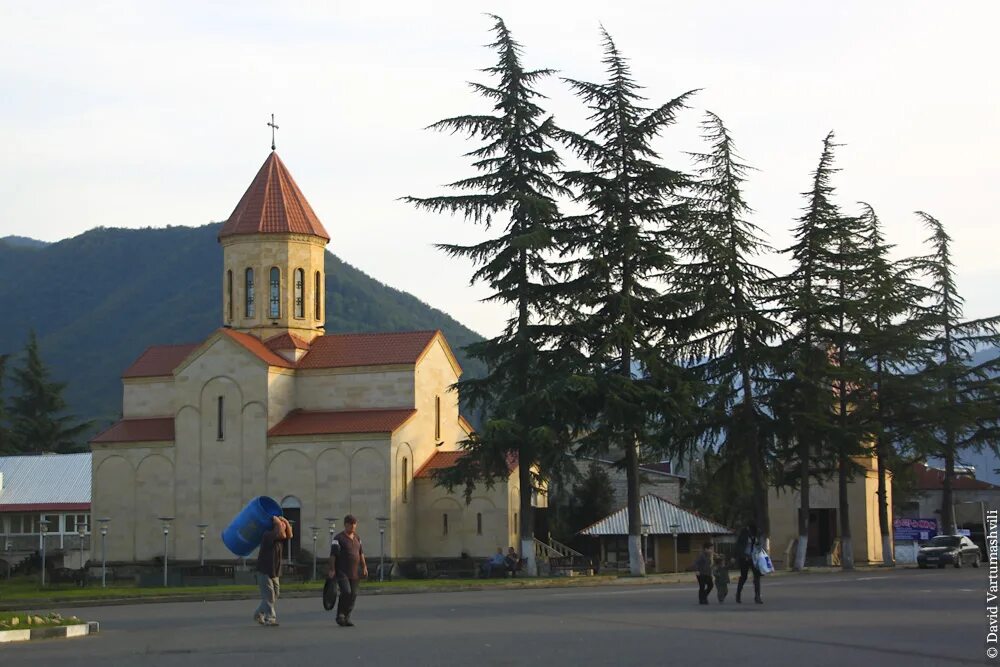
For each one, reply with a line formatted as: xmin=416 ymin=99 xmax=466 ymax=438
xmin=268 ymin=114 xmax=279 ymax=151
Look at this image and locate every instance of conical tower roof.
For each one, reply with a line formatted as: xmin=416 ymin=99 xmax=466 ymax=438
xmin=218 ymin=151 xmax=330 ymax=241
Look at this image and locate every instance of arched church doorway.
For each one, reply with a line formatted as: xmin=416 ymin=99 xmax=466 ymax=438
xmin=280 ymin=495 xmax=302 ymax=562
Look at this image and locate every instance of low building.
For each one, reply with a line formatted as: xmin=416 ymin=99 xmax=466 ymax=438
xmin=768 ymin=455 xmax=891 ymax=567
xmin=0 ymin=453 xmax=92 ymax=571
xmin=578 ymin=494 xmax=731 ymax=573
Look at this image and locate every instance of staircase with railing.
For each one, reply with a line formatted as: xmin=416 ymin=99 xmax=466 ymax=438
xmin=533 ymin=537 xmax=592 ymax=576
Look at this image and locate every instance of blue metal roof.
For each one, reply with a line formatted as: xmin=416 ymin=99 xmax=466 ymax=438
xmin=0 ymin=453 xmax=91 ymax=508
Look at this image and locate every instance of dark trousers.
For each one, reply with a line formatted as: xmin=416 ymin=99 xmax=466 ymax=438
xmin=336 ymin=575 xmax=359 ymax=619
xmin=697 ymin=575 xmax=714 ymax=603
xmin=737 ymin=557 xmax=761 ymax=600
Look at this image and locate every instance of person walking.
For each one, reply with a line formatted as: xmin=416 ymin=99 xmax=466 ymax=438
xmin=692 ymin=542 xmax=715 ymax=605
xmin=254 ymin=515 xmax=292 ymax=626
xmin=714 ymin=553 xmax=731 ymax=603
xmin=328 ymin=514 xmax=368 ymax=627
xmin=735 ymin=521 xmax=763 ymax=604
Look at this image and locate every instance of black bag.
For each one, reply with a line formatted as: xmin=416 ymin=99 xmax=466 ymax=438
xmin=323 ymin=577 xmax=338 ymax=611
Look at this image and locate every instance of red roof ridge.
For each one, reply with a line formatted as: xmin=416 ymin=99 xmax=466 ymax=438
xmin=122 ymin=342 xmax=201 ymax=379
xmin=268 ymin=407 xmax=416 ymax=437
xmin=264 ymin=332 xmax=312 ymax=350
xmin=91 ymin=417 xmax=175 ymax=444
xmin=219 ymin=329 xmax=295 ymax=368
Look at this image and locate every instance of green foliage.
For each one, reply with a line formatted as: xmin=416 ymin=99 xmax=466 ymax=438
xmin=681 ymin=449 xmax=754 ymax=530
xmin=0 ymin=353 xmax=11 ymax=454
xmin=8 ymin=331 xmax=91 ymax=453
xmin=670 ymin=112 xmax=782 ymax=535
xmin=565 ymin=462 xmax=616 ymax=535
xmin=0 ymin=223 xmax=486 ymax=437
xmin=555 ymin=29 xmax=698 ymax=573
xmin=405 ymin=16 xmax=580 ymax=545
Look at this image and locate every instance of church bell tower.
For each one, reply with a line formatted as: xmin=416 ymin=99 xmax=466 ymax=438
xmin=217 ymin=150 xmax=330 ymax=343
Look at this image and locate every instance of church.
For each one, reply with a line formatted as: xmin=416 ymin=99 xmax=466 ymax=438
xmin=90 ymin=150 xmax=523 ymax=565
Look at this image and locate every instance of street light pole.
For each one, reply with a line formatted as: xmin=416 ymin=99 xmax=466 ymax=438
xmin=39 ymin=519 xmax=50 ymax=587
xmin=78 ymin=526 xmax=87 ymax=578
xmin=376 ymin=517 xmax=388 ymax=582
xmin=158 ymin=517 xmax=174 ymax=587
xmin=310 ymin=526 xmax=319 ymax=581
xmin=98 ymin=518 xmax=110 ymax=588
xmin=670 ymin=523 xmax=680 ymax=574
xmin=641 ymin=523 xmax=651 ymax=572
xmin=197 ymin=524 xmax=208 ymax=567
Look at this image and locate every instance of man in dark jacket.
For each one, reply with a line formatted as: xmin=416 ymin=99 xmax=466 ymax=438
xmin=254 ymin=515 xmax=292 ymax=626
xmin=692 ymin=542 xmax=715 ymax=604
xmin=735 ymin=521 xmax=763 ymax=604
xmin=328 ymin=514 xmax=368 ymax=627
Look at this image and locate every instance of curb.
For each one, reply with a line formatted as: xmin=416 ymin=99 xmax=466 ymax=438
xmin=0 ymin=565 xmax=896 ymax=611
xmin=0 ymin=621 xmax=99 ymax=644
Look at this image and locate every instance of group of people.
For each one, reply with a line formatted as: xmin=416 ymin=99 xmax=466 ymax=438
xmin=255 ymin=513 xmax=367 ymax=628
xmin=481 ymin=547 xmax=521 ymax=578
xmin=691 ymin=521 xmax=764 ymax=606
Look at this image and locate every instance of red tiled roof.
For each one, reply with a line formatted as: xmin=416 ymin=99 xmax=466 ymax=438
xmin=221 ymin=329 xmax=295 ymax=368
xmin=91 ymin=417 xmax=175 ymax=444
xmin=218 ymin=152 xmax=330 ymax=241
xmin=122 ymin=343 xmax=200 ymax=378
xmin=268 ymin=408 xmax=417 ymax=437
xmin=913 ymin=462 xmax=1000 ymax=491
xmin=0 ymin=503 xmax=90 ymax=513
xmin=265 ymin=332 xmax=311 ymax=351
xmin=414 ymin=450 xmax=518 ymax=479
xmin=298 ymin=330 xmax=440 ymax=369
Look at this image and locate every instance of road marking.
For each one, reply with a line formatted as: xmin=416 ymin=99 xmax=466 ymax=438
xmin=855 ymin=576 xmax=891 ymax=581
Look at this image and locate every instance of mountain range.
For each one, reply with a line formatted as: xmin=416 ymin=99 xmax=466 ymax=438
xmin=0 ymin=224 xmax=486 ymax=438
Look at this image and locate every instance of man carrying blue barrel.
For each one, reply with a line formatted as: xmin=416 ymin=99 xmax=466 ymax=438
xmin=254 ymin=515 xmax=293 ymax=626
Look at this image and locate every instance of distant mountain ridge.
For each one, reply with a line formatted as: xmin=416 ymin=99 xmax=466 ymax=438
xmin=0 ymin=235 xmax=48 ymax=249
xmin=0 ymin=223 xmax=485 ymax=437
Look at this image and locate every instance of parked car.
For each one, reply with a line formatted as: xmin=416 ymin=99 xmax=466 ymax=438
xmin=917 ymin=535 xmax=981 ymax=569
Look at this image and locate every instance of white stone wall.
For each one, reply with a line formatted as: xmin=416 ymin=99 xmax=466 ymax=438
xmin=122 ymin=378 xmax=175 ymax=418
xmin=295 ymin=368 xmax=414 ymax=411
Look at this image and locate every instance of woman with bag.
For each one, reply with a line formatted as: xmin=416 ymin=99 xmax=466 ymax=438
xmin=735 ymin=521 xmax=763 ymax=604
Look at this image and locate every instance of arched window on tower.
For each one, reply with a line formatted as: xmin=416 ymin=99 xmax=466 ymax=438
xmin=294 ymin=268 xmax=305 ymax=319
xmin=269 ymin=267 xmax=280 ymax=319
xmin=402 ymin=457 xmax=409 ymax=503
xmin=244 ymin=268 xmax=255 ymax=318
xmin=314 ymin=271 xmax=322 ymax=321
xmin=226 ymin=270 xmax=233 ymax=323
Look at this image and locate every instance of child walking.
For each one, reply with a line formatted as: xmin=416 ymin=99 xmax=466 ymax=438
xmin=714 ymin=553 xmax=731 ymax=603
xmin=692 ymin=542 xmax=715 ymax=605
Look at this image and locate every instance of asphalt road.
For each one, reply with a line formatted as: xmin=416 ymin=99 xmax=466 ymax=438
xmin=2 ymin=568 xmax=986 ymax=666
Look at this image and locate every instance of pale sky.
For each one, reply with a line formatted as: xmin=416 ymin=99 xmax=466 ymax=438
xmin=1 ymin=1 xmax=997 ymax=338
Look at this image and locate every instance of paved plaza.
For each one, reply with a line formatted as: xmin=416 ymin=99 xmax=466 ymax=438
xmin=2 ymin=568 xmax=984 ymax=666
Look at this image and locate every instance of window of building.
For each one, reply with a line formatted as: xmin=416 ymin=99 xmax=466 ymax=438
xmin=64 ymin=514 xmax=89 ymax=534
xmin=269 ymin=267 xmax=280 ymax=319
xmin=217 ymin=396 xmax=225 ymax=440
xmin=514 ymin=512 xmax=518 ymax=531
xmin=443 ymin=513 xmax=449 ymax=536
xmin=434 ymin=396 xmax=441 ymax=440
xmin=294 ymin=268 xmax=305 ymax=318
xmin=401 ymin=457 xmax=408 ymax=503
xmin=677 ymin=535 xmax=691 ymax=553
xmin=314 ymin=271 xmax=322 ymax=320
xmin=605 ymin=537 xmax=629 ymax=564
xmin=7 ymin=513 xmax=40 ymax=534
xmin=477 ymin=513 xmax=483 ymax=535
xmin=227 ymin=270 xmax=233 ymax=322
xmin=245 ymin=268 xmax=255 ymax=318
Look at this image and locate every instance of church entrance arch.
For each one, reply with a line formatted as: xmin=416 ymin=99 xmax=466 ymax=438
xmin=280 ymin=495 xmax=302 ymax=562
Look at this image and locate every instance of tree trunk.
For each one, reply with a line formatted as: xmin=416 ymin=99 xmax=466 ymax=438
xmin=875 ymin=432 xmax=894 ymax=566
xmin=625 ymin=439 xmax=646 ymax=576
xmin=838 ymin=450 xmax=854 ymax=570
xmin=941 ymin=448 xmax=957 ymax=535
xmin=519 ymin=459 xmax=537 ymax=576
xmin=742 ymin=369 xmax=769 ymax=540
xmin=794 ymin=435 xmax=809 ymax=570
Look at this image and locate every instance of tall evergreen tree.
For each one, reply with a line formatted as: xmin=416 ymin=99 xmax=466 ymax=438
xmin=10 ymin=331 xmax=91 ymax=453
xmin=771 ymin=132 xmax=843 ymax=570
xmin=670 ymin=112 xmax=783 ymax=539
xmin=854 ymin=204 xmax=929 ymax=565
xmin=556 ymin=30 xmax=696 ymax=576
xmin=405 ymin=16 xmax=575 ymax=575
xmin=911 ymin=212 xmax=1000 ymax=535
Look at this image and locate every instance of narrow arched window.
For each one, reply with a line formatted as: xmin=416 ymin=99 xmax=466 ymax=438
xmin=217 ymin=396 xmax=224 ymax=440
xmin=226 ymin=270 xmax=233 ymax=322
xmin=244 ymin=268 xmax=255 ymax=318
xmin=443 ymin=513 xmax=449 ymax=536
xmin=402 ymin=457 xmax=409 ymax=503
xmin=434 ymin=396 xmax=441 ymax=440
xmin=476 ymin=513 xmax=482 ymax=535
xmin=314 ymin=271 xmax=322 ymax=321
xmin=294 ymin=268 xmax=305 ymax=318
xmin=269 ymin=267 xmax=280 ymax=319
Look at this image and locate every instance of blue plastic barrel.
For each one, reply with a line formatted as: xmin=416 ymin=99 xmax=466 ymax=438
xmin=221 ymin=496 xmax=283 ymax=557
